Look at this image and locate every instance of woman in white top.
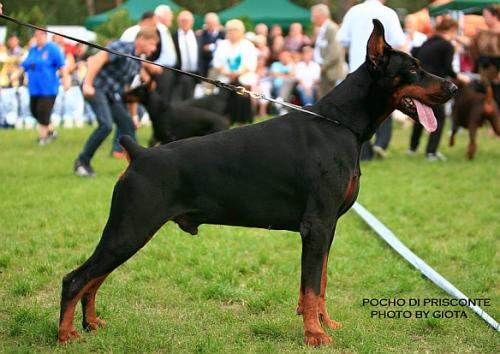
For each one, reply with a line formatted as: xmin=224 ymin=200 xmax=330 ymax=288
xmin=212 ymin=19 xmax=257 ymax=123
xmin=213 ymin=19 xmax=258 ymax=86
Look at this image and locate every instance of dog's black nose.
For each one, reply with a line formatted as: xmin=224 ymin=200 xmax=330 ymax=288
xmin=445 ymin=81 xmax=458 ymax=95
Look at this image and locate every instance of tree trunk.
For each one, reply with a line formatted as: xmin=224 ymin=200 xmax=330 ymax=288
xmin=86 ymin=0 xmax=95 ymax=15
xmin=338 ymin=0 xmax=356 ymax=19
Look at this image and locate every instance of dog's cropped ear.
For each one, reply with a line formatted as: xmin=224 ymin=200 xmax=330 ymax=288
xmin=367 ymin=19 xmax=391 ymax=70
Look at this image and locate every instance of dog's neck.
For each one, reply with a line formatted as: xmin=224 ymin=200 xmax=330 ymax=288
xmin=317 ymin=62 xmax=394 ymax=142
xmin=143 ymin=91 xmax=170 ymax=117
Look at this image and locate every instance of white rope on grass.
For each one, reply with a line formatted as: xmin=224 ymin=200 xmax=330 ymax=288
xmin=351 ymin=202 xmax=499 ymax=332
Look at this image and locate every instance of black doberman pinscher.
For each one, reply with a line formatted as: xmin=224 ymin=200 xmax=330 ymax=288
xmin=58 ymin=21 xmax=457 ymax=346
xmin=124 ymin=83 xmax=230 ymax=146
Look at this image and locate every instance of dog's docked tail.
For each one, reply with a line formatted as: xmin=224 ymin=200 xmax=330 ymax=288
xmin=119 ymin=135 xmax=146 ymax=162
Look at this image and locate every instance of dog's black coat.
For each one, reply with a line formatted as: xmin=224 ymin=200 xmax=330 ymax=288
xmin=59 ymin=21 xmax=457 ymax=345
xmin=125 ymin=86 xmax=230 ymax=145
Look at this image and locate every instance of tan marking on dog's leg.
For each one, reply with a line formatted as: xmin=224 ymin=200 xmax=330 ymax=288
xmin=318 ymin=255 xmax=342 ymax=330
xmin=303 ymin=288 xmax=332 ymax=346
xmin=83 ymin=275 xmax=108 ymax=331
xmin=58 ymin=277 xmax=102 ymax=343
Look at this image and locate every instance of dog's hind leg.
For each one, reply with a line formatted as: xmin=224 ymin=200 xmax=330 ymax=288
xmin=467 ymin=124 xmax=478 ymax=160
xmin=58 ymin=174 xmax=171 ymax=343
xmin=81 ymin=275 xmax=108 ymax=331
xmin=489 ymin=115 xmax=500 ymax=137
xmin=299 ymin=215 xmax=335 ymax=346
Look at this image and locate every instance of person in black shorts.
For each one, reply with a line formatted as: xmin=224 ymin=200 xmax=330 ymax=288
xmin=19 ymin=29 xmax=70 ymax=144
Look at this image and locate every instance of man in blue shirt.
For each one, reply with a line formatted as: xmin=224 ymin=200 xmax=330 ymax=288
xmin=74 ymin=28 xmax=159 ymax=177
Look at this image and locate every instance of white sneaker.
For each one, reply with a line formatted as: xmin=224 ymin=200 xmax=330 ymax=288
xmin=373 ymin=145 xmax=387 ymax=159
xmin=426 ymin=152 xmax=447 ymax=161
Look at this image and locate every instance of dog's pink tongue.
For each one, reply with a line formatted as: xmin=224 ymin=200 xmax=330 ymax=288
xmin=412 ymin=99 xmax=437 ymax=133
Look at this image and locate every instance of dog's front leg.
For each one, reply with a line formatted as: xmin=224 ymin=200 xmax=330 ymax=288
xmin=299 ymin=218 xmax=334 ymax=346
xmin=318 ymin=248 xmax=343 ymax=330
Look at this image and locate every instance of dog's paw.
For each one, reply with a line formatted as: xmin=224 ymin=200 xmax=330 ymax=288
xmin=304 ymin=331 xmax=332 ymax=346
xmin=84 ymin=317 xmax=106 ymax=331
xmin=58 ymin=327 xmax=81 ymax=344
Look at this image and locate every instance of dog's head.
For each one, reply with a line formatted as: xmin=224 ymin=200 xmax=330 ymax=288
xmin=123 ymin=80 xmax=156 ymax=104
xmin=366 ymin=19 xmax=457 ymax=132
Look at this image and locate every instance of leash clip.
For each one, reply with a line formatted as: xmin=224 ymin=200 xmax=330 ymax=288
xmin=234 ymin=86 xmax=248 ymax=96
xmin=234 ymin=86 xmax=265 ymax=100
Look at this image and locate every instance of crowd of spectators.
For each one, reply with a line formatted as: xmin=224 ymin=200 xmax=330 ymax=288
xmin=0 ymin=2 xmax=498 ymax=164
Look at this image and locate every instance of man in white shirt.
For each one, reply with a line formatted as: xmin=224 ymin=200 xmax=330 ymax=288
xmin=336 ymin=0 xmax=407 ymax=73
xmin=172 ymin=10 xmax=200 ymax=102
xmin=151 ymin=5 xmax=178 ymax=105
xmin=336 ymin=0 xmax=407 ymax=159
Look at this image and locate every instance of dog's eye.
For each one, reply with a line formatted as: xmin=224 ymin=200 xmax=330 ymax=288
xmin=409 ymin=69 xmax=418 ymax=75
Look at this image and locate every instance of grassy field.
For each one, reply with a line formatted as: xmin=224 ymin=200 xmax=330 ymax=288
xmin=0 ymin=121 xmax=499 ymax=353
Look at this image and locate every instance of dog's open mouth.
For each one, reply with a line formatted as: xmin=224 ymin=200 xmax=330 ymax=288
xmin=400 ymin=97 xmax=437 ymax=133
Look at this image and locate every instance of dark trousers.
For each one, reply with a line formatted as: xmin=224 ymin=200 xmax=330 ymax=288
xmin=360 ymin=116 xmax=393 ymax=160
xmin=172 ymin=74 xmax=197 ymax=103
xmin=374 ymin=116 xmax=392 ymax=150
xmin=78 ymin=89 xmax=135 ymax=165
xmin=410 ymin=104 xmax=445 ymax=154
xmin=153 ymin=69 xmax=176 ymax=105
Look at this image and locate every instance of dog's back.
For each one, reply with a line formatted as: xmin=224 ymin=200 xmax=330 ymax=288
xmin=452 ymin=81 xmax=500 ymax=128
xmin=450 ymin=81 xmax=500 ymax=158
xmin=125 ymin=85 xmax=230 ymax=145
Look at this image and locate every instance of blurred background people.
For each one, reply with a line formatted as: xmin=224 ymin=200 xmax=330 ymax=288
xmin=270 ymin=50 xmax=295 ymax=108
xmin=311 ymin=4 xmax=346 ymax=98
xmin=295 ymin=45 xmax=320 ymax=106
xmin=172 ymin=10 xmax=201 ymax=102
xmin=337 ymin=0 xmax=406 ymax=160
xmin=198 ymin=12 xmax=225 ymax=78
xmin=408 ymin=17 xmax=466 ymax=161
xmin=153 ymin=5 xmax=178 ymax=103
xmin=75 ymin=29 xmax=159 ymax=177
xmin=19 ymin=29 xmax=70 ymax=145
xmin=284 ymin=22 xmax=311 ymax=53
xmin=213 ymin=19 xmax=257 ymax=124
xmin=51 ymin=34 xmax=85 ymax=128
xmin=405 ymin=14 xmax=428 ymax=57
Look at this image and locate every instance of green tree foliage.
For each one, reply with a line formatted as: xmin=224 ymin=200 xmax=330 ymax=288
xmin=94 ymin=10 xmax=134 ymax=45
xmin=5 ymin=5 xmax=46 ymax=44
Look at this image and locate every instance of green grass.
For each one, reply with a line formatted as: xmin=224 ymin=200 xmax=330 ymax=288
xmin=0 ymin=122 xmax=499 ymax=353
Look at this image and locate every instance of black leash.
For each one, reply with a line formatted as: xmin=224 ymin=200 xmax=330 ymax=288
xmin=0 ymin=13 xmax=346 ymax=126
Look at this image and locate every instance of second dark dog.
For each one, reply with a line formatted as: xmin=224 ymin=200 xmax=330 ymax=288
xmin=450 ymin=80 xmax=500 ymax=159
xmin=124 ymin=82 xmax=230 ymax=145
